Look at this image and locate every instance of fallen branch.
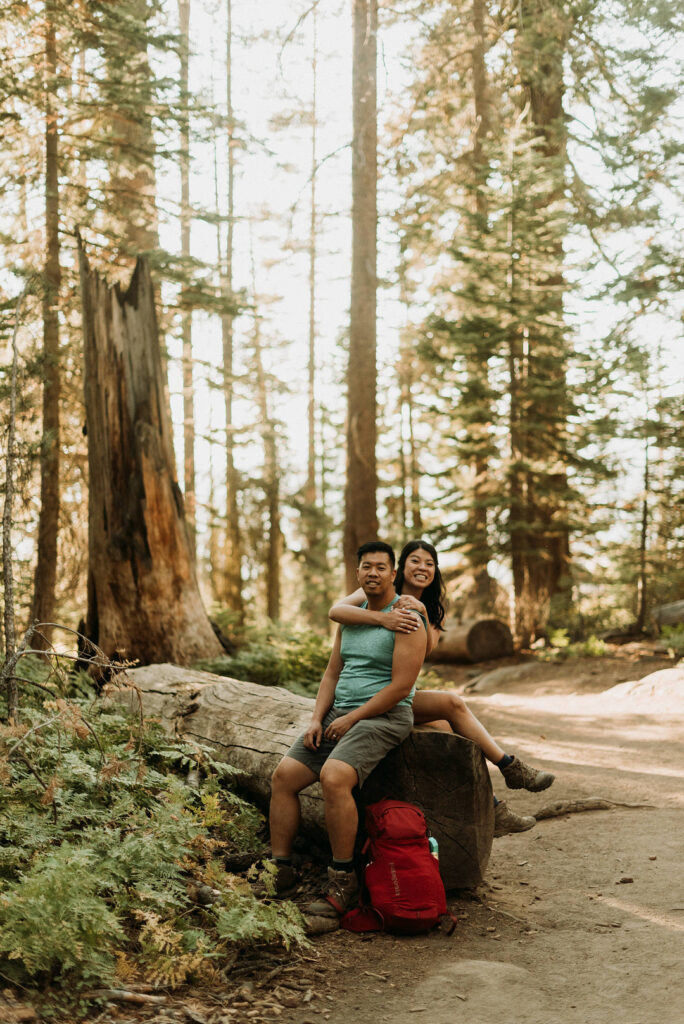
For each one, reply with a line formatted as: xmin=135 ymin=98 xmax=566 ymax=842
xmin=533 ymin=797 xmax=655 ymax=820
xmin=84 ymin=989 xmax=166 ymax=1005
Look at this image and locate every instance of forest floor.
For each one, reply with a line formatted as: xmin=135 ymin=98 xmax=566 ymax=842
xmin=6 ymin=649 xmax=683 ymax=1024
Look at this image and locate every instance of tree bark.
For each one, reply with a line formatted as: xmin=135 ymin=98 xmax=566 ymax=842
xmin=428 ymin=618 xmax=514 ymax=664
xmin=104 ymin=0 xmax=159 ymax=261
xmin=299 ymin=4 xmax=330 ymax=629
xmin=178 ymin=0 xmax=196 ymax=559
xmin=78 ymin=244 xmax=222 ymax=665
xmin=343 ymin=0 xmax=379 ymax=588
xmin=635 ymin=438 xmax=649 ymax=632
xmin=31 ymin=0 xmax=61 ymax=649
xmin=464 ymin=0 xmax=492 ymax=577
xmin=3 ymin=286 xmax=31 ymax=717
xmin=249 ymin=269 xmax=281 ymax=621
xmin=509 ymin=0 xmax=573 ymax=646
xmin=219 ymin=0 xmax=244 ymax=618
xmin=124 ymin=664 xmax=494 ymax=889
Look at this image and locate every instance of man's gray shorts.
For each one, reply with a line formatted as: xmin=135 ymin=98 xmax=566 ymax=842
xmin=284 ymin=704 xmax=414 ymax=788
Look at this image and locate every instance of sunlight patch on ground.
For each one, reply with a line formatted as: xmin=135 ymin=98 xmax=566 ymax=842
xmin=596 ymin=895 xmax=684 ymax=933
xmin=474 ymin=666 xmax=684 ymax=718
xmin=491 ymin=737 xmax=684 ymax=779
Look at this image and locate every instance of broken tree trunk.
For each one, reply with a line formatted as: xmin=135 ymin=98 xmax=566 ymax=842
xmin=124 ymin=664 xmax=493 ymax=889
xmin=428 ymin=617 xmax=514 ymax=663
xmin=79 ymin=244 xmax=222 ymax=666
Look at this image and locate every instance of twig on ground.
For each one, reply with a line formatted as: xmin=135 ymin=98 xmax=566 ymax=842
xmin=484 ymin=903 xmax=528 ymax=925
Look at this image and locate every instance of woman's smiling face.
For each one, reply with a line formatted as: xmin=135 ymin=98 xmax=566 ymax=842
xmin=403 ymin=547 xmax=436 ymax=590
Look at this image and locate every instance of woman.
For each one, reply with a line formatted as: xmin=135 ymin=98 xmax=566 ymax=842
xmin=329 ymin=539 xmax=554 ymax=837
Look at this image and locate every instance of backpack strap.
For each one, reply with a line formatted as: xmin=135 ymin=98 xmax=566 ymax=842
xmin=341 ymin=906 xmax=384 ymax=933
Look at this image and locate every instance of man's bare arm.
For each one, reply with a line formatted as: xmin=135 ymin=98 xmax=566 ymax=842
xmin=303 ymin=629 xmax=343 ymax=749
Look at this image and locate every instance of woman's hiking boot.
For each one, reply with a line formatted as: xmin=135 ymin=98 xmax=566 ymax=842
xmin=305 ymin=867 xmax=359 ymax=918
xmin=494 ymin=800 xmax=536 ymax=837
xmin=501 ymin=756 xmax=555 ymax=792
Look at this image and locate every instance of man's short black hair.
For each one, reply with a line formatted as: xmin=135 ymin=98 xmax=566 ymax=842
xmin=356 ymin=540 xmax=396 ymax=567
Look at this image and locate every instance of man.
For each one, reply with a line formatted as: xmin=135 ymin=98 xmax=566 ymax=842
xmin=269 ymin=540 xmax=426 ymax=918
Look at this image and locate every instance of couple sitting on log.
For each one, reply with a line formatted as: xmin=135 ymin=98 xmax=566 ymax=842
xmin=269 ymin=539 xmax=554 ymax=919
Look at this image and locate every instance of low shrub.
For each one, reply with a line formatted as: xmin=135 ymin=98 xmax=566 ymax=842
xmin=536 ymin=629 xmax=608 ymax=661
xmin=195 ymin=622 xmax=332 ymax=697
xmin=661 ymin=623 xmax=684 ymax=656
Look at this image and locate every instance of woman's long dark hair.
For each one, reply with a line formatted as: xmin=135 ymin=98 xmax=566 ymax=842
xmin=395 ymin=540 xmax=447 ymax=630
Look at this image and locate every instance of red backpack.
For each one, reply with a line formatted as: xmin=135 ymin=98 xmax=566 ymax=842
xmin=341 ymin=798 xmax=449 ymax=934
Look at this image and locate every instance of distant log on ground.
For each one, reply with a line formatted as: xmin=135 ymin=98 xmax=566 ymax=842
xmin=78 ymin=245 xmax=221 ymax=666
xmin=124 ymin=664 xmax=493 ymax=889
xmin=447 ymin=568 xmax=511 ymax=623
xmin=428 ymin=617 xmax=514 ymax=663
xmin=652 ymin=601 xmax=684 ymax=628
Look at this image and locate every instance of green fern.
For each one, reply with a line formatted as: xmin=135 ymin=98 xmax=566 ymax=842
xmin=0 ymin=681 xmax=307 ymax=1003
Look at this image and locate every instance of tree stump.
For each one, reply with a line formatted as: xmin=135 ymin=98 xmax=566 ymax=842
xmin=79 ymin=245 xmax=222 ymax=666
xmin=123 ymin=664 xmax=493 ymax=889
xmin=428 ymin=617 xmax=514 ymax=663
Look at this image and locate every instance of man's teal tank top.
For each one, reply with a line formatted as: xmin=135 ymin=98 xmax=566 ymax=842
xmin=334 ymin=595 xmax=425 ymax=710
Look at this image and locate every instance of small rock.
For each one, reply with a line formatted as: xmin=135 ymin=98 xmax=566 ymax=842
xmin=616 ymin=877 xmax=634 ymax=884
xmin=649 ymin=856 xmax=657 ymax=861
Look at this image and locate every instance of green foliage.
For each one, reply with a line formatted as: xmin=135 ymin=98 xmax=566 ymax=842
xmin=537 ymin=630 xmax=608 ymax=661
xmin=0 ymin=678 xmax=306 ymax=1001
xmin=547 ymin=628 xmax=571 ymax=649
xmin=195 ymin=621 xmax=331 ymax=697
xmin=416 ymin=666 xmax=449 ymax=690
xmin=661 ymin=625 xmax=684 ymax=656
xmin=215 ymin=889 xmax=305 ymax=949
xmin=0 ymin=847 xmax=123 ymax=984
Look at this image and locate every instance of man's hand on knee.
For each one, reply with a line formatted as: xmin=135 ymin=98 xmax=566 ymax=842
xmin=303 ymin=717 xmax=323 ymax=750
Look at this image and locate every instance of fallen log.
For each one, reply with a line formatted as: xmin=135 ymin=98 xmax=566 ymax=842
xmin=651 ymin=600 xmax=684 ymax=629
xmin=428 ymin=617 xmax=514 ymax=663
xmin=123 ymin=664 xmax=493 ymax=889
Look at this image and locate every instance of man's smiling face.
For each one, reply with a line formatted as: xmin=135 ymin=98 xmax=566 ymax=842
xmin=356 ymin=552 xmax=396 ymax=598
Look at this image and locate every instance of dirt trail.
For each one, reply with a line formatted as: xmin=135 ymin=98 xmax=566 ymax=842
xmin=293 ymin=662 xmax=684 ymax=1024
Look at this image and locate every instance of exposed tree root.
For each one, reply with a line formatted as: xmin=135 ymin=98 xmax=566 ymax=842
xmin=533 ymin=797 xmax=654 ymax=820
